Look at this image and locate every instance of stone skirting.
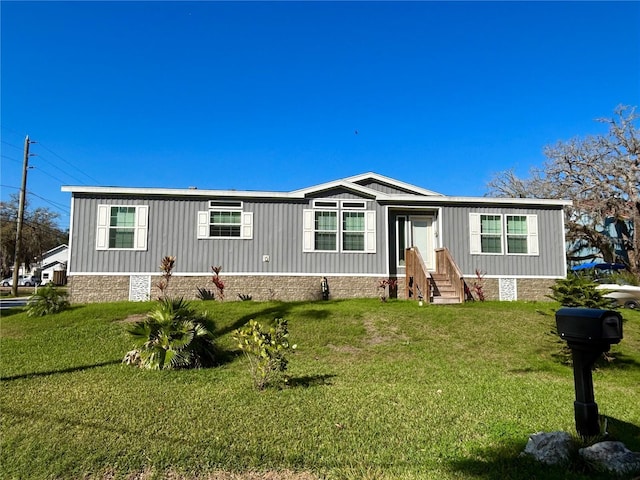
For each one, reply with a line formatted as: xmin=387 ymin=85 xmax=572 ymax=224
xmin=479 ymin=277 xmax=556 ymax=302
xmin=68 ymin=274 xmax=382 ymax=303
xmin=68 ymin=274 xmax=558 ymax=304
xmin=394 ymin=276 xmax=556 ymax=302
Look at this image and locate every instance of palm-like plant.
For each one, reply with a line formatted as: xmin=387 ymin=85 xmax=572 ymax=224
xmin=26 ymin=284 xmax=70 ymax=317
xmin=126 ymin=297 xmax=217 ymax=370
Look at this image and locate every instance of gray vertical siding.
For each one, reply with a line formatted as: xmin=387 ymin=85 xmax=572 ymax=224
xmin=439 ymin=205 xmax=565 ymax=277
xmin=387 ymin=205 xmax=566 ymax=278
xmin=69 ymin=193 xmax=388 ymax=275
xmin=70 ymin=189 xmax=566 ymax=279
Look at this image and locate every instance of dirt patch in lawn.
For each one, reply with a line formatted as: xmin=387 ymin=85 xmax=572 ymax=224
xmin=363 ymin=317 xmax=409 ymax=346
xmin=118 ymin=313 xmax=146 ymax=323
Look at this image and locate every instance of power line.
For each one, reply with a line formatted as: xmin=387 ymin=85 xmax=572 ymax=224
xmin=37 ymin=142 xmax=101 ymax=184
xmin=1 ymin=217 xmax=68 ymax=236
xmin=1 ymin=140 xmax=23 ymax=151
xmin=26 ymin=191 xmax=70 ymax=215
xmin=1 ymin=154 xmax=21 ymax=164
xmin=0 ymin=184 xmax=70 ymax=215
xmin=32 ymin=151 xmax=89 ymax=185
xmin=30 ymin=164 xmax=75 ymax=189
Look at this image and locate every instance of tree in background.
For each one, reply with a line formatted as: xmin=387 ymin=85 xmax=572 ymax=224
xmin=0 ymin=195 xmax=68 ymax=277
xmin=487 ymin=105 xmax=639 ymax=276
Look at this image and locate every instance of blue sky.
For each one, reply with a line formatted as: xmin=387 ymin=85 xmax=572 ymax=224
xmin=1 ymin=1 xmax=639 ymax=229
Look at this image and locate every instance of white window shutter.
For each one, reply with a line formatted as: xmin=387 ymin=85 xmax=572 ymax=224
xmin=197 ymin=211 xmax=209 ymax=239
xmin=469 ymin=213 xmax=481 ymax=254
xmin=365 ymin=210 xmax=376 ymax=253
xmin=303 ymin=210 xmax=314 ymax=252
xmin=135 ymin=206 xmax=149 ymax=250
xmin=527 ymin=214 xmax=539 ymax=255
xmin=96 ymin=205 xmax=109 ymax=250
xmin=242 ymin=212 xmax=253 ymax=239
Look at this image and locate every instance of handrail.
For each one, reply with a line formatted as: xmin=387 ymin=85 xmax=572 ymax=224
xmin=435 ymin=248 xmax=464 ymax=303
xmin=405 ymin=246 xmax=431 ymax=302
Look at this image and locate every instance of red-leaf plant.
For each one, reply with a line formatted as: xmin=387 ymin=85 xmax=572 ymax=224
xmin=211 ymin=265 xmax=225 ymax=301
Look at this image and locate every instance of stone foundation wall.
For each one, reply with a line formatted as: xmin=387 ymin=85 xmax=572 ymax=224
xmin=514 ymin=278 xmax=557 ymax=301
xmin=68 ymin=274 xmax=558 ymax=304
xmin=469 ymin=277 xmax=556 ymax=301
xmin=69 ymin=274 xmax=382 ymax=304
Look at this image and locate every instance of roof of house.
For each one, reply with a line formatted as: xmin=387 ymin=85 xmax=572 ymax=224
xmin=62 ymin=172 xmax=571 ymax=207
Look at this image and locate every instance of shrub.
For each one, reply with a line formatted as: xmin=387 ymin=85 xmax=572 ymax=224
xmin=471 ymin=269 xmax=486 ymax=301
xmin=124 ymin=297 xmax=217 ymax=370
xmin=237 ymin=293 xmax=253 ymax=301
xmin=156 ymin=255 xmax=176 ymax=300
xmin=232 ymin=318 xmax=295 ymax=390
xmin=547 ymin=274 xmax=612 ymax=308
xmin=26 ymin=285 xmax=70 ymax=317
xmin=377 ymin=278 xmax=397 ymax=302
xmin=211 ymin=265 xmax=224 ymax=301
xmin=196 ymin=287 xmax=215 ymax=300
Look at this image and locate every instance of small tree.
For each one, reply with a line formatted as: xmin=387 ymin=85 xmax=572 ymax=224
xmin=547 ymin=274 xmax=612 ymax=309
xmin=232 ymin=318 xmax=295 ymax=390
xmin=487 ymin=106 xmax=640 ymax=276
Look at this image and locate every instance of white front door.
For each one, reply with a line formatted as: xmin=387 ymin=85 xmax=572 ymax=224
xmin=411 ymin=216 xmax=435 ymax=270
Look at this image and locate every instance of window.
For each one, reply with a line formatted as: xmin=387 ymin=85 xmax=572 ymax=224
xmin=470 ymin=213 xmax=538 ymax=255
xmin=506 ymin=215 xmax=528 ymax=254
xmin=210 ymin=210 xmax=242 ymax=237
xmin=343 ymin=211 xmax=365 ymax=251
xmin=303 ymin=201 xmax=376 ymax=253
xmin=315 ymin=211 xmax=338 ymax=251
xmin=197 ymin=204 xmax=253 ymax=239
xmin=481 ymin=215 xmax=503 ymax=254
xmin=96 ymin=205 xmax=148 ymax=250
xmin=397 ymin=216 xmax=407 ymax=266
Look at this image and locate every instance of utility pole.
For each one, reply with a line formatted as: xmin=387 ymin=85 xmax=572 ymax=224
xmin=11 ymin=135 xmax=31 ymax=297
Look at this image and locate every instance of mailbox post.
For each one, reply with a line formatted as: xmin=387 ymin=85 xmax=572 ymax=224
xmin=555 ymin=307 xmax=623 ymax=438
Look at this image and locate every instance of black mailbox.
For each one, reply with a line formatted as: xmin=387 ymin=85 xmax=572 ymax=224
xmin=556 ymin=307 xmax=623 ymax=345
xmin=555 ymin=307 xmax=624 ymax=438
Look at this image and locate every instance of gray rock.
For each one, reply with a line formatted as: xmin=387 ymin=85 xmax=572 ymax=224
xmin=579 ymin=441 xmax=640 ymax=475
xmin=521 ymin=431 xmax=574 ymax=466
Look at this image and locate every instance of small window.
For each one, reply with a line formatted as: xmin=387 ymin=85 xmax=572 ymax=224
xmin=313 ymin=200 xmax=338 ymax=209
xmin=209 ymin=200 xmax=243 ymax=209
xmin=397 ymin=216 xmax=407 ymax=266
xmin=341 ymin=201 xmax=366 ymax=209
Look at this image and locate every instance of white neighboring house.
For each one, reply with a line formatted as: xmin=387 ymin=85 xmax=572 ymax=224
xmin=38 ymin=244 xmax=68 ymax=285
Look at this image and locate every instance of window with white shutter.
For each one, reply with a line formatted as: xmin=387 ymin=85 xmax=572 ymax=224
xmin=96 ymin=205 xmax=148 ymax=251
xmin=197 ymin=203 xmax=253 ymax=239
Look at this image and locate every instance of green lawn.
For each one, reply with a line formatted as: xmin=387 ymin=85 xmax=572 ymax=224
xmin=1 ymin=299 xmax=639 ymax=479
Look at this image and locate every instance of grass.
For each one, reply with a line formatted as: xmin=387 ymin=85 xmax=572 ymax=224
xmin=1 ymin=299 xmax=639 ymax=479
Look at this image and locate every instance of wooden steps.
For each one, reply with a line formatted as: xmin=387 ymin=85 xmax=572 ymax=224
xmin=430 ymin=273 xmax=463 ymax=304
